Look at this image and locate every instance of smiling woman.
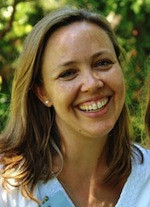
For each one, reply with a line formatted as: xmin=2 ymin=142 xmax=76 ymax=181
xmin=0 ymin=7 xmax=150 ymax=207
xmin=36 ymin=21 xmax=125 ymax=140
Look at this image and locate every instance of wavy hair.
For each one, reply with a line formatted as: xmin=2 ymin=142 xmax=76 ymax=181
xmin=0 ymin=7 xmax=143 ymax=204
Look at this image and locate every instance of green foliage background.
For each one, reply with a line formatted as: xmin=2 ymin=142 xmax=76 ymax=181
xmin=0 ymin=0 xmax=150 ymax=142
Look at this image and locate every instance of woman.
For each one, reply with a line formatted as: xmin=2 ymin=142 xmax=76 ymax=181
xmin=0 ymin=8 xmax=150 ymax=207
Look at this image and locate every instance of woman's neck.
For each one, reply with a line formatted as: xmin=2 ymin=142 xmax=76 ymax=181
xmin=53 ymin=132 xmax=108 ymax=181
xmin=53 ymin=135 xmax=124 ymax=207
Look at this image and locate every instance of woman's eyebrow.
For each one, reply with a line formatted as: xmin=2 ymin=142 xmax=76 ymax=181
xmin=59 ymin=60 xmax=75 ymax=67
xmin=58 ymin=50 xmax=113 ymax=68
xmin=91 ymin=50 xmax=112 ymax=59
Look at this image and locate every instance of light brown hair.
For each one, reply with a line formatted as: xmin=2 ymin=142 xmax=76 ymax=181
xmin=0 ymin=7 xmax=143 ymax=204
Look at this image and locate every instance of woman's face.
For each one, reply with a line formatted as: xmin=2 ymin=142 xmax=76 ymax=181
xmin=37 ymin=21 xmax=125 ymax=140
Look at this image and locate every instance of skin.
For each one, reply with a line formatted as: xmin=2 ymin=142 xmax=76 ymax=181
xmin=36 ymin=21 xmax=125 ymax=206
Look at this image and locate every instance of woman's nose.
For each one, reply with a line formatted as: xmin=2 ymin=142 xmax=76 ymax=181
xmin=80 ymin=71 xmax=104 ymax=93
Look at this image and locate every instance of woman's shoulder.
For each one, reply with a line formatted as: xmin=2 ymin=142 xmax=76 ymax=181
xmin=0 ymin=175 xmax=74 ymax=207
xmin=131 ymin=144 xmax=150 ymax=206
xmin=133 ymin=144 xmax=150 ymax=164
xmin=132 ymin=144 xmax=150 ymax=180
xmin=0 ymin=176 xmax=38 ymax=207
xmin=116 ymin=144 xmax=150 ymax=207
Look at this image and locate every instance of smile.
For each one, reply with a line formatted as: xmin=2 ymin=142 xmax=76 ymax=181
xmin=78 ymin=98 xmax=109 ymax=112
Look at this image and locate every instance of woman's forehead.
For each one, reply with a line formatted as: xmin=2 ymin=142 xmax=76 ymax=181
xmin=41 ymin=21 xmax=116 ymax=73
xmin=44 ymin=21 xmax=114 ymax=57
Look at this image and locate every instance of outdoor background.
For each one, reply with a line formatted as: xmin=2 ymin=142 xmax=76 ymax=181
xmin=0 ymin=0 xmax=150 ymax=143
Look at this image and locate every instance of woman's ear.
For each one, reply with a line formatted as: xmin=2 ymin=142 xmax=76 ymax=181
xmin=33 ymin=85 xmax=52 ymax=107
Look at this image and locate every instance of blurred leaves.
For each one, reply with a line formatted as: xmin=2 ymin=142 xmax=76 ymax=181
xmin=0 ymin=92 xmax=10 ymax=131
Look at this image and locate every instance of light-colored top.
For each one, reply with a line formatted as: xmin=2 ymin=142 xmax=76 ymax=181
xmin=0 ymin=145 xmax=150 ymax=207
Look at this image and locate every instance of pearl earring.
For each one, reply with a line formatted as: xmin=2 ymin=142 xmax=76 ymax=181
xmin=45 ymin=100 xmax=49 ymax=105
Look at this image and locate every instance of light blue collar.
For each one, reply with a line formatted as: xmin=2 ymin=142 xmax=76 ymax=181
xmin=38 ymin=177 xmax=75 ymax=207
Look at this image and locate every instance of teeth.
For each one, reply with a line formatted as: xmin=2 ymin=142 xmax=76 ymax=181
xmin=97 ymin=101 xmax=102 ymax=108
xmin=80 ymin=106 xmax=84 ymax=110
xmin=93 ymin=103 xmax=97 ymax=110
xmin=79 ymin=98 xmax=108 ymax=112
xmin=85 ymin=105 xmax=89 ymax=111
xmin=89 ymin=105 xmax=92 ymax=110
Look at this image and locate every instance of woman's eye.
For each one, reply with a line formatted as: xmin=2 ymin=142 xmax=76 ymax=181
xmin=94 ymin=60 xmax=113 ymax=69
xmin=59 ymin=70 xmax=77 ymax=79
